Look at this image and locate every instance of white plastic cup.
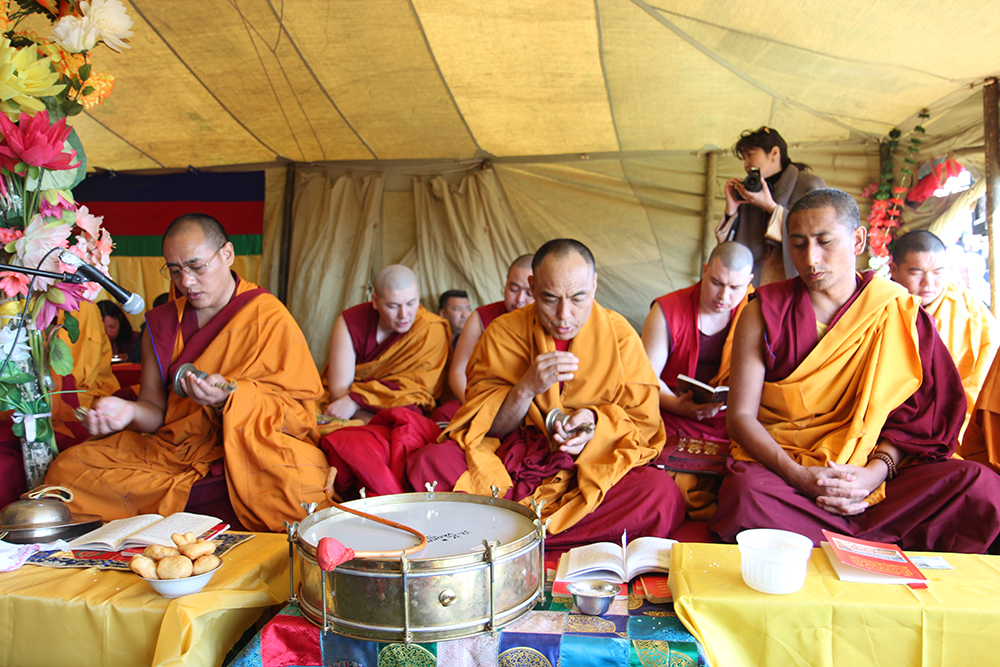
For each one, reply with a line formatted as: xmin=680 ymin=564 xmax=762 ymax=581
xmin=736 ymin=528 xmax=813 ymax=594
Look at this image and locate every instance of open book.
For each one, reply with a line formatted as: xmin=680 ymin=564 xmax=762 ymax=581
xmin=67 ymin=512 xmax=223 ymax=552
xmin=820 ymin=530 xmax=927 ymax=585
xmin=555 ymin=531 xmax=677 ymax=586
xmin=676 ymin=374 xmax=728 ymax=405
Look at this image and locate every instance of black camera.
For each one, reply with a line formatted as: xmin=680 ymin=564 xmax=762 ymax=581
xmin=743 ymin=167 xmax=762 ymax=193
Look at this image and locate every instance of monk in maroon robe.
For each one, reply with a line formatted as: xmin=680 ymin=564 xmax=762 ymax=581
xmin=642 ymin=241 xmax=753 ymax=519
xmin=409 ymin=239 xmax=684 ymax=550
xmin=710 ymin=189 xmax=1000 ymax=553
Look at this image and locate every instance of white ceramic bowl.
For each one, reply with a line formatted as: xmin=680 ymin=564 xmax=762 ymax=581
xmin=736 ymin=528 xmax=813 ymax=595
xmin=139 ymin=564 xmax=222 ymax=598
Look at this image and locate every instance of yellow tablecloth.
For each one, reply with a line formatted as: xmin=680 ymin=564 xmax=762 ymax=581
xmin=0 ymin=532 xmax=290 ymax=667
xmin=670 ymin=543 xmax=1000 ymax=667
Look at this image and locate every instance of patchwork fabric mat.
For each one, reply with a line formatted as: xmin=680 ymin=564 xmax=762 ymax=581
xmin=24 ymin=532 xmax=255 ymax=570
xmin=228 ymin=586 xmax=709 ymax=667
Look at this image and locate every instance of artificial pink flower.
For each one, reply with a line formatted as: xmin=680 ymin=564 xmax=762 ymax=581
xmin=39 ymin=191 xmax=76 ymax=219
xmin=0 ymin=271 xmax=29 ymax=298
xmin=0 ymin=227 xmax=23 ymax=244
xmin=34 ymin=282 xmax=88 ymax=329
xmin=12 ymin=214 xmax=71 ymax=290
xmin=73 ymin=204 xmax=103 ymax=240
xmin=0 ymin=110 xmax=80 ymax=174
xmin=92 ymin=228 xmax=112 ymax=266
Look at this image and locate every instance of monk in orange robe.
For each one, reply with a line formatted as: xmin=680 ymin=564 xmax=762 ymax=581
xmin=449 ymin=254 xmax=534 ymax=404
xmin=45 ymin=214 xmax=330 ymax=532
xmin=0 ymin=301 xmax=119 ymax=508
xmin=409 ymin=239 xmax=684 ymax=549
xmin=710 ymin=189 xmax=1000 ymax=553
xmin=642 ymin=241 xmax=753 ymax=520
xmin=430 ymin=255 xmax=534 ymax=424
xmin=890 ymin=230 xmax=997 ymax=435
xmin=322 ymin=264 xmax=450 ymax=424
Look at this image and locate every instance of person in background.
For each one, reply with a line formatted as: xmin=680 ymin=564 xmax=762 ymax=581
xmin=716 ymin=127 xmax=825 ymax=285
xmin=99 ymin=300 xmax=140 ymax=361
xmin=642 ymin=241 xmax=754 ymax=520
xmin=439 ymin=290 xmax=472 ymax=346
xmin=890 ymin=230 xmax=998 ymax=436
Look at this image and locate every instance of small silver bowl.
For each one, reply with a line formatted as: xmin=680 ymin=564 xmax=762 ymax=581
xmin=565 ymin=580 xmax=618 ymax=616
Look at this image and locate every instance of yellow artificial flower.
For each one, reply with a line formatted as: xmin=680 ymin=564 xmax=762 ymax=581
xmin=0 ymin=38 xmax=65 ymax=119
xmin=0 ymin=0 xmax=9 ymax=34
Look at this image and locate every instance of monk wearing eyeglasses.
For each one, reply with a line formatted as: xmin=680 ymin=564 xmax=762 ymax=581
xmin=45 ymin=213 xmax=330 ymax=532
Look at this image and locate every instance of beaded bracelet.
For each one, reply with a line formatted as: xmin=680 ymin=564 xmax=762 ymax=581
xmin=867 ymin=450 xmax=897 ymax=481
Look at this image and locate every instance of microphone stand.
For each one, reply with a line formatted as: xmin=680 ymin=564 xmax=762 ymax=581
xmin=0 ymin=262 xmax=88 ymax=285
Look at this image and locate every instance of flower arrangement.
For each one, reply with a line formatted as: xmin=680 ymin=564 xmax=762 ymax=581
xmin=0 ymin=0 xmax=131 ymax=485
xmin=865 ymin=111 xmax=930 ymax=274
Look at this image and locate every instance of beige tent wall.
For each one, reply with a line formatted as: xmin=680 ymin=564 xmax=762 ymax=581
xmin=281 ymin=139 xmax=878 ymax=366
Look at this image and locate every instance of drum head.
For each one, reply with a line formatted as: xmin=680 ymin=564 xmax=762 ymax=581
xmin=301 ymin=500 xmax=536 ymax=559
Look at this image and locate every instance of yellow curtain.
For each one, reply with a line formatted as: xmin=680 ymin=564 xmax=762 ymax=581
xmin=285 ymin=169 xmax=385 ymax=366
xmin=413 ymin=167 xmax=531 ymax=311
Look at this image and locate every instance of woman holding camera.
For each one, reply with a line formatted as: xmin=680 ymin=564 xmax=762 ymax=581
xmin=715 ymin=127 xmax=825 ymax=285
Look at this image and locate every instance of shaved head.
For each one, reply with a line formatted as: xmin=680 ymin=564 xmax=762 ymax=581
xmin=708 ymin=241 xmax=753 ymax=273
xmin=789 ymin=188 xmax=860 ymax=231
xmin=532 ymin=239 xmax=596 ymax=275
xmin=374 ymin=264 xmax=418 ymax=298
xmin=504 ymin=254 xmax=535 ymax=312
xmin=509 ymin=254 xmax=534 ymax=274
xmin=891 ymin=230 xmax=946 ymax=264
xmin=372 ymin=265 xmax=420 ymax=335
xmin=163 ymin=213 xmax=229 ymax=252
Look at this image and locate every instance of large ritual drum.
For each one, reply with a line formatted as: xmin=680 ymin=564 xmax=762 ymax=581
xmin=294 ymin=491 xmax=543 ymax=642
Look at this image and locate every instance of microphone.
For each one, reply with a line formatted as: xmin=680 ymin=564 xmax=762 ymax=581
xmin=59 ymin=251 xmax=146 ymax=314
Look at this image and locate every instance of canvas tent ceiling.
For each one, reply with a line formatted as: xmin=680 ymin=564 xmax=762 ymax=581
xmin=73 ymin=0 xmax=1000 ymax=364
xmin=68 ymin=0 xmax=1000 ymax=169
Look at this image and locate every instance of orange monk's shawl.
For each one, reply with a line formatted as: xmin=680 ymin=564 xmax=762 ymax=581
xmin=733 ymin=276 xmax=925 ymax=504
xmin=446 ymin=302 xmax=666 ymax=534
xmin=927 ymin=281 xmax=998 ymax=431
xmin=345 ymin=305 xmax=450 ymax=413
xmin=45 ymin=278 xmax=329 ymax=532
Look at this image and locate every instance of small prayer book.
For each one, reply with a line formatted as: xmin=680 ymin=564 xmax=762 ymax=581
xmin=820 ymin=530 xmax=927 ymax=585
xmin=676 ymin=374 xmax=728 ymax=405
xmin=552 ymin=531 xmax=676 ymax=596
xmin=67 ymin=512 xmax=223 ymax=552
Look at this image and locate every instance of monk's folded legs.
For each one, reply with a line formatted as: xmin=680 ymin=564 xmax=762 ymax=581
xmin=710 ymin=459 xmax=1000 ymax=553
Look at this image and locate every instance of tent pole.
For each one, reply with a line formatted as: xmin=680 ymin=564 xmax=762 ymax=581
xmin=702 ymin=151 xmax=719 ymax=266
xmin=277 ymin=162 xmax=297 ymax=304
xmin=985 ymin=78 xmax=1000 ymax=316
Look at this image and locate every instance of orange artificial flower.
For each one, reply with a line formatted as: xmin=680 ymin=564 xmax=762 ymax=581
xmin=70 ymin=70 xmax=114 ymax=110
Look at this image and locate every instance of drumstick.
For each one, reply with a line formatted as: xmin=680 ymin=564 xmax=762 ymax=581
xmin=323 ymin=489 xmax=427 ymax=558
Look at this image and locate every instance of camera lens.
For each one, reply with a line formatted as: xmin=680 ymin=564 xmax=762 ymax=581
xmin=743 ymin=168 xmax=762 ymax=193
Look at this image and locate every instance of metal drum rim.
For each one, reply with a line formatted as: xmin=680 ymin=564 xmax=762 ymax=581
xmin=295 ymin=491 xmax=541 ymax=568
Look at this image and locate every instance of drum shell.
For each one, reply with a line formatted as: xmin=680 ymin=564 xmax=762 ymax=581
xmin=294 ymin=492 xmax=543 ymax=642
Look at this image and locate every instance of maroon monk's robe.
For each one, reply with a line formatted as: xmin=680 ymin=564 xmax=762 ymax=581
xmin=341 ymin=302 xmax=422 ymax=415
xmin=476 ymin=300 xmax=508 ymax=329
xmin=651 ymin=283 xmax=731 ymax=441
xmin=320 ymin=407 xmax=442 ymax=498
xmin=709 ymin=273 xmax=1000 ymax=553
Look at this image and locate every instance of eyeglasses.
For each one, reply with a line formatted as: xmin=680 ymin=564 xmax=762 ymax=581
xmin=160 ymin=246 xmax=224 ymax=279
